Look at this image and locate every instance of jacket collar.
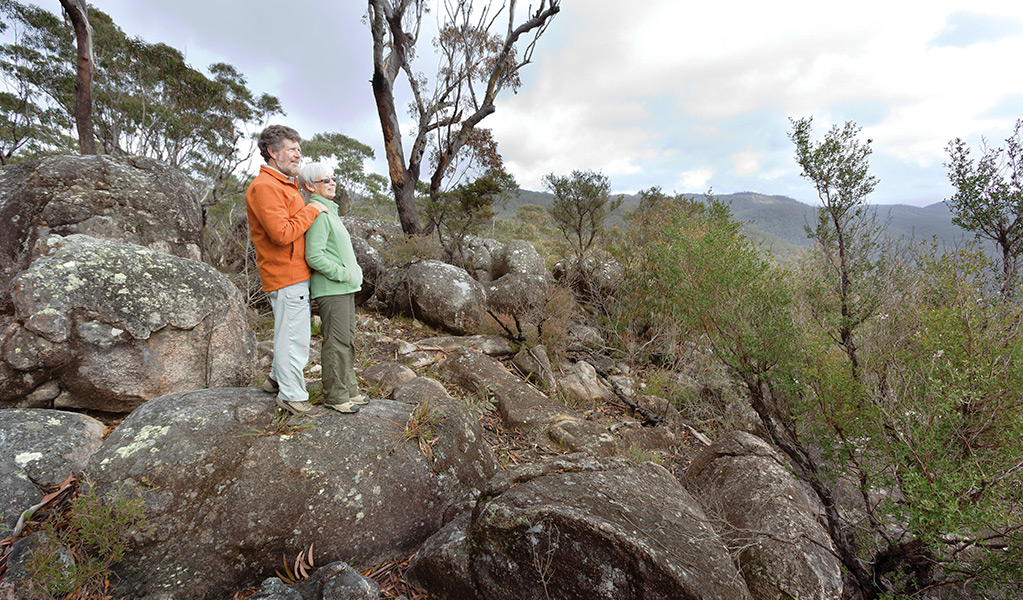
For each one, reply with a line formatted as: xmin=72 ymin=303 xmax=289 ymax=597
xmin=309 ymin=193 xmax=339 ymax=215
xmin=260 ymin=164 xmax=298 ymax=188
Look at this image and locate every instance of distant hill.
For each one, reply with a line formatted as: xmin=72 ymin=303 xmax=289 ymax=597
xmin=498 ymin=189 xmax=980 ymax=259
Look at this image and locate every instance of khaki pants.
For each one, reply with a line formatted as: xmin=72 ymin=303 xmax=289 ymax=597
xmin=316 ymin=293 xmax=359 ymax=404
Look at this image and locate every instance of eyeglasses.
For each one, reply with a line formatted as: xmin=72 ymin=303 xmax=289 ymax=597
xmin=313 ymin=176 xmax=338 ymax=184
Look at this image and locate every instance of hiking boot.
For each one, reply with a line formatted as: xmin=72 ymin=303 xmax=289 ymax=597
xmin=350 ymin=394 xmax=369 ymax=405
xmin=262 ymin=377 xmax=279 ymax=394
xmin=275 ymin=396 xmax=312 ymax=415
xmin=324 ymin=401 xmax=360 ymax=414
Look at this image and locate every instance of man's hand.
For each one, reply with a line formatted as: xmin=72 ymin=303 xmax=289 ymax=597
xmin=309 ymin=201 xmax=328 ymax=213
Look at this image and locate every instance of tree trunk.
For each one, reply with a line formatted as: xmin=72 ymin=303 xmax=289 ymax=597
xmin=59 ymin=0 xmax=96 ymax=155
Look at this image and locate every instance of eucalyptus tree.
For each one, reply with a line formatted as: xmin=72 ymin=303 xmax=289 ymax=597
xmin=544 ymin=169 xmax=622 ymax=263
xmin=945 ymin=119 xmax=1023 ymax=296
xmin=788 ymin=116 xmax=886 ymax=379
xmin=367 ymin=0 xmax=560 ymax=235
xmin=0 ymin=1 xmax=282 ymax=207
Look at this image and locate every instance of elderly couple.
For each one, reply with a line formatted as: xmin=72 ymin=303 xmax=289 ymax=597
xmin=245 ymin=124 xmax=366 ymax=415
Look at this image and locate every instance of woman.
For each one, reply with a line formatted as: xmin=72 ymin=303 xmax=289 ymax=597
xmin=300 ymin=162 xmax=366 ymax=414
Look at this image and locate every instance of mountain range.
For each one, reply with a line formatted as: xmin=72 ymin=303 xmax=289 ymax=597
xmin=501 ymin=189 xmax=980 ymax=260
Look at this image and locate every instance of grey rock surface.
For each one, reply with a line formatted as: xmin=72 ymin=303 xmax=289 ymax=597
xmin=0 ymin=409 xmax=105 ymax=530
xmin=686 ymin=432 xmax=843 ymax=600
xmin=86 ymin=387 xmax=495 ymax=600
xmin=410 ymin=454 xmax=752 ymax=600
xmin=2 ymin=235 xmax=255 ymax=411
xmin=0 ymin=154 xmax=203 ymax=312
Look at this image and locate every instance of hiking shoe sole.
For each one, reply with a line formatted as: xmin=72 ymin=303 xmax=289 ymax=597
xmin=275 ymin=396 xmax=312 ymax=415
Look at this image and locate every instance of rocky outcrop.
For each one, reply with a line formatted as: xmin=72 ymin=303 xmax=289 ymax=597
xmin=0 ymin=154 xmax=203 ymax=312
xmin=686 ymin=432 xmax=843 ymax=600
xmin=2 ymin=235 xmax=255 ymax=412
xmin=409 ymin=454 xmax=752 ymax=600
xmin=0 ymin=409 xmax=105 ymax=531
xmin=85 ymin=387 xmax=497 ymax=600
xmin=374 ymin=260 xmax=488 ymax=335
xmin=492 ymin=239 xmax=546 ymax=279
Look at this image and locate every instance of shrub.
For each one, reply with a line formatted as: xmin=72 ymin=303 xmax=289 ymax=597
xmin=23 ymin=483 xmax=146 ymax=599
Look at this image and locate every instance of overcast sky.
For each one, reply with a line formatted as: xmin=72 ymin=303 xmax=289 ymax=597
xmin=81 ymin=1 xmax=1023 ymax=206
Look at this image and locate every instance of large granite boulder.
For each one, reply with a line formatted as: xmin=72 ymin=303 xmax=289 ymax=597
xmin=492 ymin=239 xmax=546 ymax=278
xmin=0 ymin=154 xmax=203 ymax=312
xmin=686 ymin=432 xmax=843 ymax=600
xmin=0 ymin=409 xmax=105 ymax=531
xmin=85 ymin=387 xmax=497 ymax=600
xmin=2 ymin=234 xmax=255 ymax=412
xmin=375 ymin=260 xmax=487 ymax=335
xmin=409 ymin=454 xmax=752 ymax=600
xmin=484 ymin=271 xmax=552 ymax=317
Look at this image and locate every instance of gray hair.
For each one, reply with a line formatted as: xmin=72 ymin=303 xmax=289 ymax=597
xmin=298 ymin=162 xmax=333 ymax=189
xmin=257 ymin=125 xmax=300 ymax=163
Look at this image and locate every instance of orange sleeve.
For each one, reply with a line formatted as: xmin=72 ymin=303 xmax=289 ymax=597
xmin=248 ymin=179 xmax=320 ymax=246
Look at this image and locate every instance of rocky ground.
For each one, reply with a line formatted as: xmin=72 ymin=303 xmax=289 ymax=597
xmin=230 ymin=307 xmax=708 ymax=599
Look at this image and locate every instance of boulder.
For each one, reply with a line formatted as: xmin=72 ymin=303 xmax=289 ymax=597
xmin=2 ymin=235 xmax=255 ymax=412
xmin=437 ymin=347 xmax=563 ymax=430
xmin=0 ymin=409 xmax=105 ymax=530
xmin=86 ymin=387 xmax=496 ymax=600
xmin=415 ymin=334 xmax=514 ymax=357
xmin=492 ymin=239 xmax=546 ymax=278
xmin=685 ymin=432 xmax=843 ymax=600
xmin=376 ymin=260 xmax=487 ymax=335
xmin=0 ymin=154 xmax=203 ymax=312
xmin=567 ymin=323 xmax=604 ymax=350
xmin=511 ymin=344 xmax=557 ymax=392
xmin=558 ymin=360 xmax=614 ymax=404
xmin=484 ymin=272 xmax=552 ymax=316
xmin=409 ymin=454 xmax=752 ymax=600
xmin=248 ymin=562 xmax=379 ymax=600
xmin=553 ymin=257 xmax=624 ymax=300
xmin=361 ymin=362 xmax=417 ymax=398
xmin=447 ymin=234 xmax=501 ymax=280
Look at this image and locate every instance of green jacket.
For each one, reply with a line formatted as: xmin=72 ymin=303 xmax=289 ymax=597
xmin=304 ymin=194 xmax=363 ymax=299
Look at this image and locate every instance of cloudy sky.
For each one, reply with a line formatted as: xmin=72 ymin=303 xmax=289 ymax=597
xmin=85 ymin=1 xmax=1023 ymax=206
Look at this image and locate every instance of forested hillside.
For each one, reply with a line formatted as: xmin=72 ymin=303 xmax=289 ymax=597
xmin=500 ymin=189 xmax=979 ymax=259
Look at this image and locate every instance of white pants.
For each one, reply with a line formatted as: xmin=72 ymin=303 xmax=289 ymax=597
xmin=268 ymin=279 xmax=311 ymax=403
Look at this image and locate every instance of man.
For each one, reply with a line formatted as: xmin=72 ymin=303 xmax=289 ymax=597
xmin=246 ymin=125 xmax=326 ymax=414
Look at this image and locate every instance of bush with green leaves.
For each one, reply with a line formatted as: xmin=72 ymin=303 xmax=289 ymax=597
xmin=23 ymin=483 xmax=146 ymax=599
xmin=544 ymin=169 xmax=623 ymax=264
xmin=613 ymin=187 xmax=1023 ymax=597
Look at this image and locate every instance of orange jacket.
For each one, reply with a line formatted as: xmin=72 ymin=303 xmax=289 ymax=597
xmin=245 ymin=165 xmax=321 ymax=292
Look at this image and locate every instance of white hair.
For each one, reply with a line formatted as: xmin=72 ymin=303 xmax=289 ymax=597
xmin=297 ymin=161 xmax=333 ymax=188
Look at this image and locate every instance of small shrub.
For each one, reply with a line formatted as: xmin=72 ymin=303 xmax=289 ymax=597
xmin=379 ymin=234 xmax=442 ymax=267
xmin=23 ymin=483 xmax=146 ymax=599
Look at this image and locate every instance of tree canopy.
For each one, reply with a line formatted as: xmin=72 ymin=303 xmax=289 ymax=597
xmin=945 ymin=119 xmax=1023 ymax=296
xmin=0 ymin=0 xmax=283 ymax=206
xmin=368 ymin=0 xmax=560 ymax=235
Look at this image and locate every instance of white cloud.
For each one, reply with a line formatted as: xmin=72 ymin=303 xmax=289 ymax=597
xmin=731 ymin=149 xmax=762 ymax=176
xmin=678 ymin=166 xmax=714 ymax=192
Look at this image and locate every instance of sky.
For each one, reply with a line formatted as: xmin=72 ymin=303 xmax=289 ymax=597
xmin=59 ymin=1 xmax=1023 ymax=206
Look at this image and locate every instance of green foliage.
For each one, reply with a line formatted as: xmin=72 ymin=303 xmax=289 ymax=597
xmin=788 ymin=116 xmax=886 ymax=378
xmin=423 ymin=169 xmax=516 ymax=265
xmin=614 ymin=188 xmax=798 ymax=384
xmin=0 ymin=1 xmax=282 ymax=206
xmin=24 ymin=484 xmax=146 ymax=599
xmin=302 ymin=131 xmax=378 ymax=198
xmin=945 ymin=119 xmax=1023 ymax=295
xmin=544 ymin=170 xmax=623 ymax=261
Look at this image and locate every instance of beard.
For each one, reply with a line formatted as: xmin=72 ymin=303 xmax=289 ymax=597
xmin=277 ymin=160 xmax=300 ymax=178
